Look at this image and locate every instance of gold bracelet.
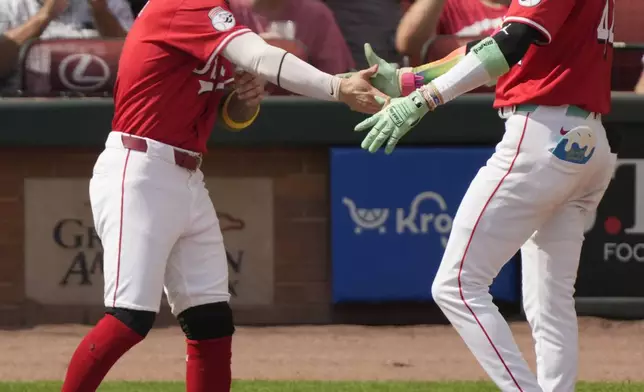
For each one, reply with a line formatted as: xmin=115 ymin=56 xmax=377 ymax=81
xmin=221 ymin=92 xmax=260 ymax=131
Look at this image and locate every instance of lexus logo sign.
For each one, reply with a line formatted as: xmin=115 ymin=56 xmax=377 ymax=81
xmin=58 ymin=53 xmax=110 ymax=91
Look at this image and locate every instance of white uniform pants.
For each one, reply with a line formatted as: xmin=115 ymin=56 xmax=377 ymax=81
xmin=90 ymin=132 xmax=230 ymax=316
xmin=431 ymin=106 xmax=617 ymax=392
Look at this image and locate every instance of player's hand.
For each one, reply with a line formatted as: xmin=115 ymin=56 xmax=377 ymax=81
xmin=41 ymin=0 xmax=69 ymax=19
xmin=336 ymin=44 xmax=415 ymax=99
xmin=338 ymin=64 xmax=389 ymax=114
xmin=354 ymin=90 xmax=431 ymax=154
xmin=234 ymin=71 xmax=264 ymax=107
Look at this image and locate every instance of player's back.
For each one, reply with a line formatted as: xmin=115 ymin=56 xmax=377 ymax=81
xmin=111 ymin=0 xmax=232 ymax=153
xmin=495 ymin=0 xmax=615 ymax=114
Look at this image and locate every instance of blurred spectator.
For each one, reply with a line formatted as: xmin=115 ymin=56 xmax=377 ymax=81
xmin=0 ymin=0 xmax=134 ymax=88
xmin=228 ymin=0 xmax=354 ymax=75
xmin=636 ymin=56 xmax=644 ymax=94
xmin=396 ymin=0 xmax=509 ymax=59
xmin=325 ymin=0 xmax=403 ymax=69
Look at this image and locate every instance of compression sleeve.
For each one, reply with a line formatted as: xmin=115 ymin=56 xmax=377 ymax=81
xmin=406 ymin=37 xmax=485 ymax=88
xmin=423 ymin=22 xmax=541 ymax=105
xmin=411 ymin=46 xmax=466 ymax=85
xmin=222 ymin=32 xmax=341 ymax=101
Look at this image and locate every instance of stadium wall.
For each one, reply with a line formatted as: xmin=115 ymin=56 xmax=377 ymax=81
xmin=0 ymin=94 xmax=643 ymax=327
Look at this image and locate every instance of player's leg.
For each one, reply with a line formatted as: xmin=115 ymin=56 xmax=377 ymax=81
xmin=521 ymin=154 xmax=616 ymax=392
xmin=431 ymin=112 xmax=593 ymax=392
xmin=432 ymin=173 xmax=549 ymax=391
xmin=164 ymin=171 xmax=233 ymax=392
xmin=521 ymin=207 xmax=583 ymax=392
xmin=62 ymin=146 xmax=191 ymax=392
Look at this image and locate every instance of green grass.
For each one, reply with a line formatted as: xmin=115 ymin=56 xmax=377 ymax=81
xmin=1 ymin=381 xmax=644 ymax=392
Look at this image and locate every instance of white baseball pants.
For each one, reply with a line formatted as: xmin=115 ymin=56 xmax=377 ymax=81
xmin=90 ymin=132 xmax=230 ymax=316
xmin=432 ymin=105 xmax=617 ymax=392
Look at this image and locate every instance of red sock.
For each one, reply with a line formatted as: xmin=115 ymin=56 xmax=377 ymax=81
xmin=61 ymin=314 xmax=144 ymax=392
xmin=186 ymin=336 xmax=232 ymax=392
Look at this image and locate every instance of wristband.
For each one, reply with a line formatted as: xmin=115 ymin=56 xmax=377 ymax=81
xmin=419 ymin=83 xmax=443 ymax=110
xmin=428 ymin=83 xmax=444 ymax=105
xmin=221 ymin=92 xmax=260 ymax=131
xmin=400 ymin=72 xmax=424 ymax=97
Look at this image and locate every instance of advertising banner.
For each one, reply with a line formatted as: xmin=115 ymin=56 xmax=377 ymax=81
xmin=576 ymin=158 xmax=644 ymax=298
xmin=24 ymin=177 xmax=274 ymax=307
xmin=21 ymin=38 xmax=123 ymax=96
xmin=330 ymin=148 xmax=519 ymax=303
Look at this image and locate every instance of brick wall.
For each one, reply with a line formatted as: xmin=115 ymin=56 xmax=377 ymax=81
xmin=0 ymin=147 xmax=331 ymax=327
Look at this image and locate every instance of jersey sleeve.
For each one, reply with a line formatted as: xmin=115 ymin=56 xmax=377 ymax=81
xmin=221 ymin=59 xmax=236 ymax=88
xmin=503 ymin=0 xmax=575 ymax=45
xmin=165 ymin=2 xmax=252 ymax=63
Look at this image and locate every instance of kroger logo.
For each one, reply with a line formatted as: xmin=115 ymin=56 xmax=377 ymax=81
xmin=342 ymin=191 xmax=453 ymax=247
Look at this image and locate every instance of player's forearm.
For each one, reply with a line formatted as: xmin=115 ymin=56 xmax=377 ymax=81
xmin=410 ymin=46 xmax=466 ymax=85
xmin=421 ymin=23 xmax=538 ymax=106
xmin=402 ymin=39 xmax=487 ymax=90
xmin=423 ymin=49 xmax=498 ymax=106
xmin=395 ymin=0 xmax=445 ymax=55
xmin=222 ymin=32 xmax=341 ymax=101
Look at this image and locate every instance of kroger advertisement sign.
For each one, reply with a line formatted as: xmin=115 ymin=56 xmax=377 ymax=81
xmin=330 ymin=147 xmax=519 ymax=303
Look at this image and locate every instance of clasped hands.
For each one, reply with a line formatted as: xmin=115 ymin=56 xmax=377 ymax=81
xmin=339 ymin=44 xmax=432 ymax=155
xmin=230 ymin=44 xmax=431 ymax=154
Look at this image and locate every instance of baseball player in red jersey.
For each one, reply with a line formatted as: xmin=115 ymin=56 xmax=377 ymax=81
xmin=348 ymin=0 xmax=617 ymax=391
xmin=59 ymin=0 xmax=386 ymax=390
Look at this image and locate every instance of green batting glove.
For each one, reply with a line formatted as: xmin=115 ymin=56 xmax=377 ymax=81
xmin=363 ymin=43 xmax=403 ymax=98
xmin=354 ymin=90 xmax=431 ymax=155
xmin=336 ymin=44 xmax=405 ymax=98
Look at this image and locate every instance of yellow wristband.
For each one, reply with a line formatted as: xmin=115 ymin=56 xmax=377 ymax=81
xmin=221 ymin=92 xmax=260 ymax=131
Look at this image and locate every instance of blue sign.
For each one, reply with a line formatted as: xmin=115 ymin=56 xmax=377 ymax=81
xmin=331 ymin=147 xmax=518 ymax=303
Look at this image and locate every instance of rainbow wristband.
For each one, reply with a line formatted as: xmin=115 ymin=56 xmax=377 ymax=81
xmin=221 ymin=92 xmax=260 ymax=131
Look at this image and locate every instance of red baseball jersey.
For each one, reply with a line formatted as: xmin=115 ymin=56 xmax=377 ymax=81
xmin=494 ymin=0 xmax=615 ymax=114
xmin=111 ymin=0 xmax=251 ymax=153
